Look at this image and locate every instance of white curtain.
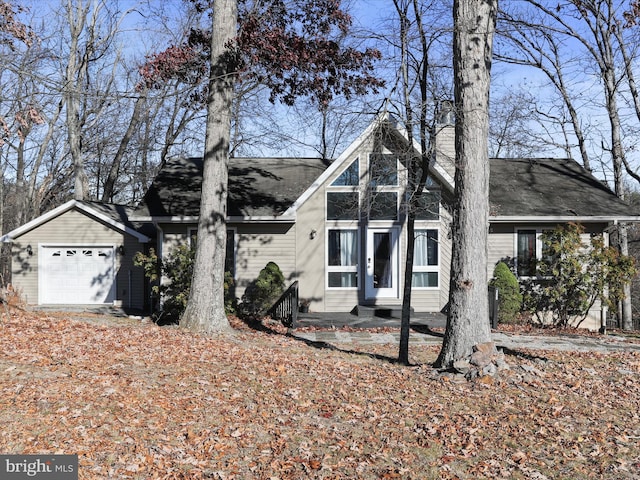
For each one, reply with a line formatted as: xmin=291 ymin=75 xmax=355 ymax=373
xmin=340 ymin=230 xmax=357 ymax=266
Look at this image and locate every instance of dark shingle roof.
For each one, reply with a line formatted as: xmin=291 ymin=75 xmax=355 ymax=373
xmin=134 ymin=155 xmax=636 ymax=221
xmin=490 ymin=158 xmax=635 ymax=218
xmin=135 ymin=156 xmax=328 ymax=218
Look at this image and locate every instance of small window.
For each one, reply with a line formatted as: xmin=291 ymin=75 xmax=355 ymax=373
xmin=66 ymin=250 xmax=77 ymax=257
xmin=327 ymin=229 xmax=358 ymax=288
xmin=331 ymin=159 xmax=359 ymax=186
xmin=517 ymin=230 xmax=537 ymax=277
xmin=225 ymin=229 xmax=235 ymax=277
xmin=327 ymin=192 xmax=359 ymax=220
xmin=82 ymin=250 xmax=93 ymax=257
xmin=413 ymin=229 xmax=439 ymax=288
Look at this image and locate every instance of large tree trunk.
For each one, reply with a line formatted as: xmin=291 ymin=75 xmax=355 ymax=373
xmin=180 ymin=0 xmax=237 ymax=333
xmin=436 ymin=0 xmax=497 ymax=368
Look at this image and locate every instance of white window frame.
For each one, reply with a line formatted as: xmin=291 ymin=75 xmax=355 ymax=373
xmin=326 ymin=228 xmax=359 ymax=289
xmin=412 ymin=228 xmax=439 ymax=289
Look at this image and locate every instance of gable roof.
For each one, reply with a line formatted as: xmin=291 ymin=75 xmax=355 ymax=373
xmin=0 ymin=200 xmax=152 ymax=243
xmin=133 ymin=156 xmax=328 ymax=222
xmin=490 ymin=158 xmax=638 ymax=222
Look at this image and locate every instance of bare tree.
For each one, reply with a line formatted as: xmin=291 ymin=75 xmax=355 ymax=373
xmin=499 ymin=0 xmax=636 ymax=329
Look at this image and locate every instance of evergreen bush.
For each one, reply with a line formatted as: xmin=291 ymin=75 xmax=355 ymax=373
xmin=239 ymin=261 xmax=285 ymax=318
xmin=489 ymin=261 xmax=522 ymax=324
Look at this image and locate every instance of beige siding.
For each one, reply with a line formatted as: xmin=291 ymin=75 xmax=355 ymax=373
xmin=10 ymin=209 xmax=147 ymax=308
xmin=158 ymin=222 xmax=297 ymax=304
xmin=488 ymin=224 xmax=515 ymax=279
xmin=234 ymin=223 xmax=296 ymax=300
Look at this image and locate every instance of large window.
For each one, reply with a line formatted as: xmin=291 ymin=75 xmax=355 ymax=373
xmin=327 ymin=159 xmax=359 ymax=220
xmin=327 ymin=229 xmax=358 ymax=288
xmin=368 ymin=154 xmax=399 ymax=221
xmin=413 ymin=229 xmax=438 ymax=287
xmin=369 ymin=192 xmax=398 ymax=220
xmin=327 ymin=192 xmax=359 ymax=220
xmin=370 ymin=153 xmax=398 ymax=186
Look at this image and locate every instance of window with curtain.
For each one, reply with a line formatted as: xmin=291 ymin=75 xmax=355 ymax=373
xmin=517 ymin=230 xmax=537 ymax=277
xmin=412 ymin=229 xmax=438 ymax=287
xmin=327 ymin=229 xmax=358 ymax=288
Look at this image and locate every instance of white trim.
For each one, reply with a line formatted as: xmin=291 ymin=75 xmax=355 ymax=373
xmin=491 ymin=215 xmax=640 ymax=223
xmin=1 ymin=200 xmax=151 ymax=243
xmin=365 ymin=226 xmax=400 ymax=300
xmin=325 ymin=227 xmax=359 ymax=290
xmin=283 ymin=115 xmax=386 ymax=217
xmin=412 ymin=228 xmax=440 ymax=290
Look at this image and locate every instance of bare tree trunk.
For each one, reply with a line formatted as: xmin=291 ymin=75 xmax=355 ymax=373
xmin=101 ymin=95 xmax=144 ymax=202
xmin=436 ymin=0 xmax=496 ymax=368
xmin=180 ymin=0 xmax=237 ymax=333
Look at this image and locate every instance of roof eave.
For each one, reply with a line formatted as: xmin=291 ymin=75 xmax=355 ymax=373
xmin=133 ymin=214 xmax=296 ymax=224
xmin=490 ymin=215 xmax=640 ymax=223
xmin=1 ymin=200 xmax=151 ymax=244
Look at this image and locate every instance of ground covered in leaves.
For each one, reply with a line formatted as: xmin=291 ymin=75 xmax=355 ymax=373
xmin=1 ymin=311 xmax=639 ymax=479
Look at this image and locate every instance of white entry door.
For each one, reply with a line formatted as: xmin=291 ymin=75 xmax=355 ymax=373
xmin=365 ymin=228 xmax=399 ymax=299
xmin=40 ymin=246 xmax=116 ymax=304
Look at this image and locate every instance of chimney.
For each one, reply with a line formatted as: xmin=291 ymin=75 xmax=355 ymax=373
xmin=434 ymin=100 xmax=455 ymax=181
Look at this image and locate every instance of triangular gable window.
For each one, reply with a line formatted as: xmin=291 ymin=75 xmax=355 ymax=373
xmin=331 ymin=159 xmax=359 ymax=186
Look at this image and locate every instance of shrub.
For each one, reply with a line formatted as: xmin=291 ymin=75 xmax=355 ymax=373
xmin=134 ymin=246 xmax=236 ymax=323
xmin=489 ymin=261 xmax=522 ymax=324
xmin=521 ymin=223 xmax=637 ymax=328
xmin=239 ymin=261 xmax=285 ymax=318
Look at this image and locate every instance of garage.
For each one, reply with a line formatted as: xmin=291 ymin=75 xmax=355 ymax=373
xmin=40 ymin=245 xmax=116 ymax=304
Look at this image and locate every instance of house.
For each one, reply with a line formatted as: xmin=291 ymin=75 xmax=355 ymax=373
xmin=3 ymin=114 xmax=638 ymax=329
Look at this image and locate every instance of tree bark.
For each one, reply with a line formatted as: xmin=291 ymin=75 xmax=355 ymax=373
xmin=436 ymin=0 xmax=496 ymax=368
xmin=180 ymin=0 xmax=237 ymax=333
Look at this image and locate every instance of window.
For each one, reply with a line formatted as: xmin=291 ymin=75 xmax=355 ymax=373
xmin=415 ymin=190 xmax=441 ymax=220
xmin=413 ymin=229 xmax=439 ymax=287
xmin=327 ymin=159 xmax=360 ymax=221
xmin=327 ymin=192 xmax=359 ymax=220
xmin=327 ymin=229 xmax=358 ymax=288
xmin=369 ymin=192 xmax=398 ymax=220
xmin=370 ymin=154 xmax=398 ymax=186
xmin=517 ymin=230 xmax=537 ymax=277
xmin=332 ymin=159 xmax=359 ymax=186
xmin=516 ymin=228 xmax=555 ymax=277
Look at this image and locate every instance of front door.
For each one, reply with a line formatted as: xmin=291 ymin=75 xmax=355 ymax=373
xmin=365 ymin=227 xmax=399 ymax=299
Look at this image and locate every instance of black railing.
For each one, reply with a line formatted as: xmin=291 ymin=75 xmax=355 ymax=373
xmin=267 ymin=281 xmax=299 ymax=329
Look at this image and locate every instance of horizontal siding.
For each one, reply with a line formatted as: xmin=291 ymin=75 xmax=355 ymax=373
xmin=488 ymin=224 xmax=514 ymax=279
xmin=10 ymin=209 xmax=142 ymax=307
xmin=234 ymin=224 xmax=296 ymax=301
xmin=324 ymin=290 xmax=359 ymax=312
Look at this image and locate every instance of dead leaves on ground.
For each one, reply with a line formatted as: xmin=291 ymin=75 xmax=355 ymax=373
xmin=1 ymin=312 xmax=640 ymax=479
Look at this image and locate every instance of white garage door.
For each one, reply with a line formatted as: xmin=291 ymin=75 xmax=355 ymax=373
xmin=40 ymin=246 xmax=116 ymax=304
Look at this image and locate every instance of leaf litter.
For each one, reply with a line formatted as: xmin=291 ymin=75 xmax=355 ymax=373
xmin=0 ymin=311 xmax=639 ymax=479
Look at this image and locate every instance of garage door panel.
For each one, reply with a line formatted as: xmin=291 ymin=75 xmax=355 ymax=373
xmin=40 ymin=246 xmax=116 ymax=304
